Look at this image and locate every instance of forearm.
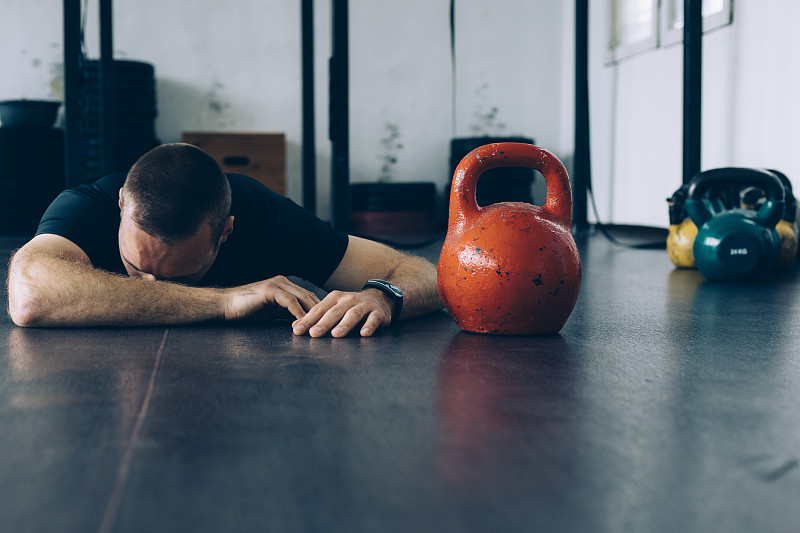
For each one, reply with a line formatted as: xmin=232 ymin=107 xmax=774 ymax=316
xmin=384 ymin=254 xmax=443 ymax=320
xmin=8 ymin=250 xmax=223 ymax=327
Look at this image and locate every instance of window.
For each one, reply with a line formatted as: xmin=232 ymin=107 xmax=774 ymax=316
xmin=661 ymin=0 xmax=733 ymax=46
xmin=608 ymin=0 xmax=733 ymax=62
xmin=608 ymin=0 xmax=659 ymax=63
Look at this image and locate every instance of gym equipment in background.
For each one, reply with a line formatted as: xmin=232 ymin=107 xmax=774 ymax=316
xmin=683 ymin=168 xmax=788 ymax=282
xmin=668 ymin=168 xmax=798 ymax=277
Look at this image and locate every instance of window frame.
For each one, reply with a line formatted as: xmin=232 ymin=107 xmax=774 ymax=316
xmin=607 ymin=0 xmax=660 ymax=63
xmin=607 ymin=0 xmax=734 ymax=64
xmin=660 ymin=0 xmax=733 ymax=47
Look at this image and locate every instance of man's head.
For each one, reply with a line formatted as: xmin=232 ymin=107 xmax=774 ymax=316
xmin=118 ymin=143 xmax=234 ymax=283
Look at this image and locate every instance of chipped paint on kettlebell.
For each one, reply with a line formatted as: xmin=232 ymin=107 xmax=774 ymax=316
xmin=437 ymin=143 xmax=582 ymax=335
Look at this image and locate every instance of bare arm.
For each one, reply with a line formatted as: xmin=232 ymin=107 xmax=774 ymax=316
xmin=7 ymin=234 xmax=319 ymax=327
xmin=324 ymin=236 xmax=442 ymax=319
xmin=291 ymin=236 xmax=443 ymax=337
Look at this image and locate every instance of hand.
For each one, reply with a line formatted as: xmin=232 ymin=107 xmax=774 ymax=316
xmin=222 ymin=276 xmax=321 ymax=322
xmin=291 ymin=289 xmax=393 ymax=338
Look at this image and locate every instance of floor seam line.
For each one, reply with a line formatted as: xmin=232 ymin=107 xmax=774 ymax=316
xmin=97 ymin=328 xmax=169 ymax=533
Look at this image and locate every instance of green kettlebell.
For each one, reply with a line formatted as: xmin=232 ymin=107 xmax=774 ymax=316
xmin=667 ymin=179 xmax=752 ymax=269
xmin=685 ymin=168 xmax=785 ymax=282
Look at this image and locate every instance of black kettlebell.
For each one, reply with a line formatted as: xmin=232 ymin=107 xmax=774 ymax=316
xmin=685 ymin=168 xmax=785 ymax=282
xmin=667 ymin=179 xmax=751 ymax=268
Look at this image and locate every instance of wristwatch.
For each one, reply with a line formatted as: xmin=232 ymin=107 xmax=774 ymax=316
xmin=362 ymin=279 xmax=404 ymax=322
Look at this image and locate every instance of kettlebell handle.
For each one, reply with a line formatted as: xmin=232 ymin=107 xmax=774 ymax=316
xmin=450 ymin=143 xmax=572 ymax=230
xmin=685 ymin=167 xmax=785 ymax=227
xmin=768 ymin=169 xmax=797 ymax=223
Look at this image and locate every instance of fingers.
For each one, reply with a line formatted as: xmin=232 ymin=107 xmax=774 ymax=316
xmin=267 ymin=276 xmax=320 ymax=317
xmin=225 ymin=278 xmax=393 ymax=337
xmin=292 ymin=294 xmax=347 ymax=337
xmin=358 ymin=311 xmax=384 ymax=338
xmin=271 ymin=283 xmax=319 ymax=319
xmin=292 ymin=291 xmax=391 ymax=338
xmin=223 ymin=276 xmax=320 ymax=322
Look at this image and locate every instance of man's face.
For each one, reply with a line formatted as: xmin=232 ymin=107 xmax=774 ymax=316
xmin=117 ymin=189 xmax=232 ymax=285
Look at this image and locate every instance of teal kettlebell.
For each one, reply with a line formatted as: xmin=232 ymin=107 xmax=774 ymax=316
xmin=685 ymin=168 xmax=785 ymax=282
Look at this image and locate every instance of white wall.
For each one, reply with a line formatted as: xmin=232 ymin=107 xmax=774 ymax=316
xmin=589 ymin=0 xmax=800 ymax=227
xmin=2 ymin=1 xmax=65 ymax=102
xmin=9 ymin=1 xmax=795 ymax=228
xmin=2 ymin=0 xmax=573 ymax=222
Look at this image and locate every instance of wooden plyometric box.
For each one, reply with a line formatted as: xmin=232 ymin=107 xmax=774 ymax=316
xmin=181 ymin=132 xmax=286 ymax=195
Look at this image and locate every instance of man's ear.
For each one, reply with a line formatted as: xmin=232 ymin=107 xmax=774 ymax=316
xmin=220 ymin=216 xmax=234 ymax=244
xmin=118 ymin=188 xmax=124 ymax=210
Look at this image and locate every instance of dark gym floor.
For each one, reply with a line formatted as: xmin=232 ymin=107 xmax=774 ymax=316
xmin=2 ymin=230 xmax=799 ymax=533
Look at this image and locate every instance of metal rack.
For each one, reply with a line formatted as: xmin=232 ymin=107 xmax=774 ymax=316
xmin=65 ymin=1 xmax=702 ymax=230
xmin=63 ymin=0 xmax=327 ymax=217
xmin=63 ymin=0 xmax=115 ymax=188
xmin=683 ymin=0 xmax=702 ymax=184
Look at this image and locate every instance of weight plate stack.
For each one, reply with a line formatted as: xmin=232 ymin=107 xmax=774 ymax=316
xmin=81 ymin=60 xmax=160 ymax=181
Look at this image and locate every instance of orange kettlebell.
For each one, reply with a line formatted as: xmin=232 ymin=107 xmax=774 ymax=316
xmin=437 ymin=143 xmax=582 ymax=335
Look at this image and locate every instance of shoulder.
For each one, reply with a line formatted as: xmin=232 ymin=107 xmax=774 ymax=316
xmin=226 ymin=173 xmax=285 ymax=203
xmin=225 ymin=173 xmax=296 ymax=225
xmin=75 ymin=173 xmax=127 ymax=199
xmin=38 ymin=173 xmax=126 ymax=231
xmin=43 ymin=173 xmax=127 ymax=215
xmin=35 ymin=173 xmax=127 ymax=271
xmin=92 ymin=172 xmax=127 ymax=191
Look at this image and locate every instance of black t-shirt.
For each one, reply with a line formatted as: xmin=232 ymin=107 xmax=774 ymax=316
xmin=36 ymin=173 xmax=349 ymax=288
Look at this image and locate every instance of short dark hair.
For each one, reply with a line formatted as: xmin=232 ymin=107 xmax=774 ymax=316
xmin=123 ymin=143 xmax=231 ymax=243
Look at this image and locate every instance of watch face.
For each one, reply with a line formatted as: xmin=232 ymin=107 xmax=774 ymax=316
xmin=367 ymin=279 xmax=403 ymax=298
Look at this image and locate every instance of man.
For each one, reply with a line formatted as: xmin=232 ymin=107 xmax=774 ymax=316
xmin=7 ymin=143 xmax=442 ymax=337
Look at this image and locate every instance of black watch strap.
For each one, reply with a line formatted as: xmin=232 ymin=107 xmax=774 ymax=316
xmin=362 ymin=279 xmax=404 ymax=322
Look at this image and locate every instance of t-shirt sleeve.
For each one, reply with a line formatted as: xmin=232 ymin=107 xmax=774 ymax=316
xmin=35 ymin=174 xmax=126 ymax=273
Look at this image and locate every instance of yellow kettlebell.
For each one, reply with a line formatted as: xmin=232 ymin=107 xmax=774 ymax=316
xmin=667 ymin=183 xmax=698 ymax=268
xmin=739 ymin=170 xmax=798 ymax=269
xmin=773 ymin=170 xmax=799 ymax=269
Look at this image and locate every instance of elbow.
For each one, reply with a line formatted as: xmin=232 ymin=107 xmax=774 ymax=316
xmin=7 ymin=279 xmax=42 ymax=328
xmin=8 ymin=282 xmax=53 ymax=327
xmin=8 ymin=301 xmax=38 ymax=328
xmin=7 ymin=254 xmax=48 ymax=327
